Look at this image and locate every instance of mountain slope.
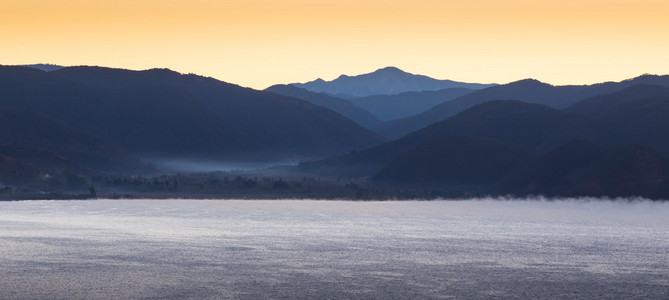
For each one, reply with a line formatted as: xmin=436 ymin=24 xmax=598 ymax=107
xmin=373 ymin=136 xmax=533 ymax=189
xmin=404 ymin=100 xmax=602 ymax=151
xmin=500 ymin=140 xmax=669 ymax=198
xmin=350 ymin=87 xmax=475 ymax=121
xmin=566 ymin=84 xmax=669 ymax=118
xmin=379 ymin=75 xmax=669 ymax=139
xmin=357 ymin=87 xmax=669 ymax=177
xmin=567 ymin=84 xmax=669 ymax=156
xmin=0 ymin=65 xmax=384 ymax=163
xmin=0 ymin=72 xmax=270 ymax=162
xmin=292 ymin=66 xmax=495 ymax=98
xmin=264 ymin=84 xmax=382 ymax=129
xmin=21 ymin=64 xmax=64 ymax=72
xmin=0 ymin=107 xmax=143 ymax=172
xmin=299 ymin=100 xmax=601 ymax=178
xmin=48 ymin=66 xmax=385 ymax=158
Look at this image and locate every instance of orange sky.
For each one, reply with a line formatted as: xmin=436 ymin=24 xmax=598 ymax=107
xmin=2 ymin=0 xmax=668 ymax=89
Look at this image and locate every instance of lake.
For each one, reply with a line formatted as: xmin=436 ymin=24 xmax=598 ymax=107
xmin=1 ymin=198 xmax=668 ymax=299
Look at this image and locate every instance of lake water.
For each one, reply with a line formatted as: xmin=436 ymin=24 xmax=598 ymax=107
xmin=1 ymin=198 xmax=668 ymax=299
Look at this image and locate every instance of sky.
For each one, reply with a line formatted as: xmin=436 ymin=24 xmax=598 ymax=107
xmin=2 ymin=0 xmax=668 ymax=89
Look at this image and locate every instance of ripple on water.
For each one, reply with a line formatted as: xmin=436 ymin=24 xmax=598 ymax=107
xmin=0 ymin=199 xmax=668 ymax=299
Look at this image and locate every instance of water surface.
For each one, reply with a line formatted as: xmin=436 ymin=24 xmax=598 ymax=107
xmin=1 ymin=199 xmax=668 ymax=299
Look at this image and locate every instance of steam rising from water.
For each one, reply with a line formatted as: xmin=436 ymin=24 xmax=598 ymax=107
xmin=1 ymin=198 xmax=668 ymax=299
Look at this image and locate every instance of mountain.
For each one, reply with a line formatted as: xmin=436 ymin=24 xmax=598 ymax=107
xmin=292 ymin=66 xmax=495 ymax=98
xmin=0 ymin=66 xmax=384 ymax=164
xmin=299 ymin=100 xmax=599 ymax=178
xmin=0 ymin=71 xmax=270 ymax=162
xmin=566 ymin=84 xmax=669 ymax=118
xmin=372 ymin=136 xmax=533 ymax=189
xmin=566 ymin=84 xmax=669 ymax=156
xmin=302 ymin=86 xmax=669 ymax=198
xmin=21 ymin=63 xmax=64 ymax=72
xmin=0 ymin=107 xmax=142 ymax=172
xmin=264 ymin=84 xmax=382 ymax=129
xmin=500 ymin=140 xmax=669 ymax=198
xmin=403 ymin=100 xmax=603 ymax=151
xmin=49 ymin=67 xmax=385 ymax=159
xmin=350 ymin=87 xmax=475 ymax=121
xmin=378 ymin=75 xmax=669 ymax=139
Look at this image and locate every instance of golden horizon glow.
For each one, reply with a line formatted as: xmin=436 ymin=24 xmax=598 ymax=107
xmin=2 ymin=0 xmax=668 ymax=89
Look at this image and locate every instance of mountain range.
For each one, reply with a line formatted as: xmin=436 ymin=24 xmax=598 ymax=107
xmin=3 ymin=64 xmax=669 ymax=199
xmin=300 ymin=84 xmax=669 ymax=198
xmin=267 ymin=84 xmax=476 ymax=123
xmin=264 ymin=84 xmax=382 ymax=129
xmin=0 ymin=65 xmax=385 ymax=175
xmin=377 ymin=75 xmax=669 ymax=139
xmin=348 ymin=87 xmax=475 ymax=121
xmin=291 ymin=66 xmax=495 ymax=98
xmin=22 ymin=63 xmax=65 ymax=72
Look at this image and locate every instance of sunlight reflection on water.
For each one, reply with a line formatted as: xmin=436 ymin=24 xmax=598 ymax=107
xmin=1 ymin=199 xmax=668 ymax=299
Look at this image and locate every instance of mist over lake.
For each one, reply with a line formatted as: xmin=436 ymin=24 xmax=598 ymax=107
xmin=1 ymin=199 xmax=667 ymax=299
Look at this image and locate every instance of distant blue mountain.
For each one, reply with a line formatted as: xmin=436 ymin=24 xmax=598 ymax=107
xmin=20 ymin=64 xmax=64 ymax=72
xmin=292 ymin=67 xmax=495 ymax=98
xmin=264 ymin=84 xmax=382 ymax=129
xmin=377 ymin=75 xmax=669 ymax=139
xmin=349 ymin=87 xmax=475 ymax=121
